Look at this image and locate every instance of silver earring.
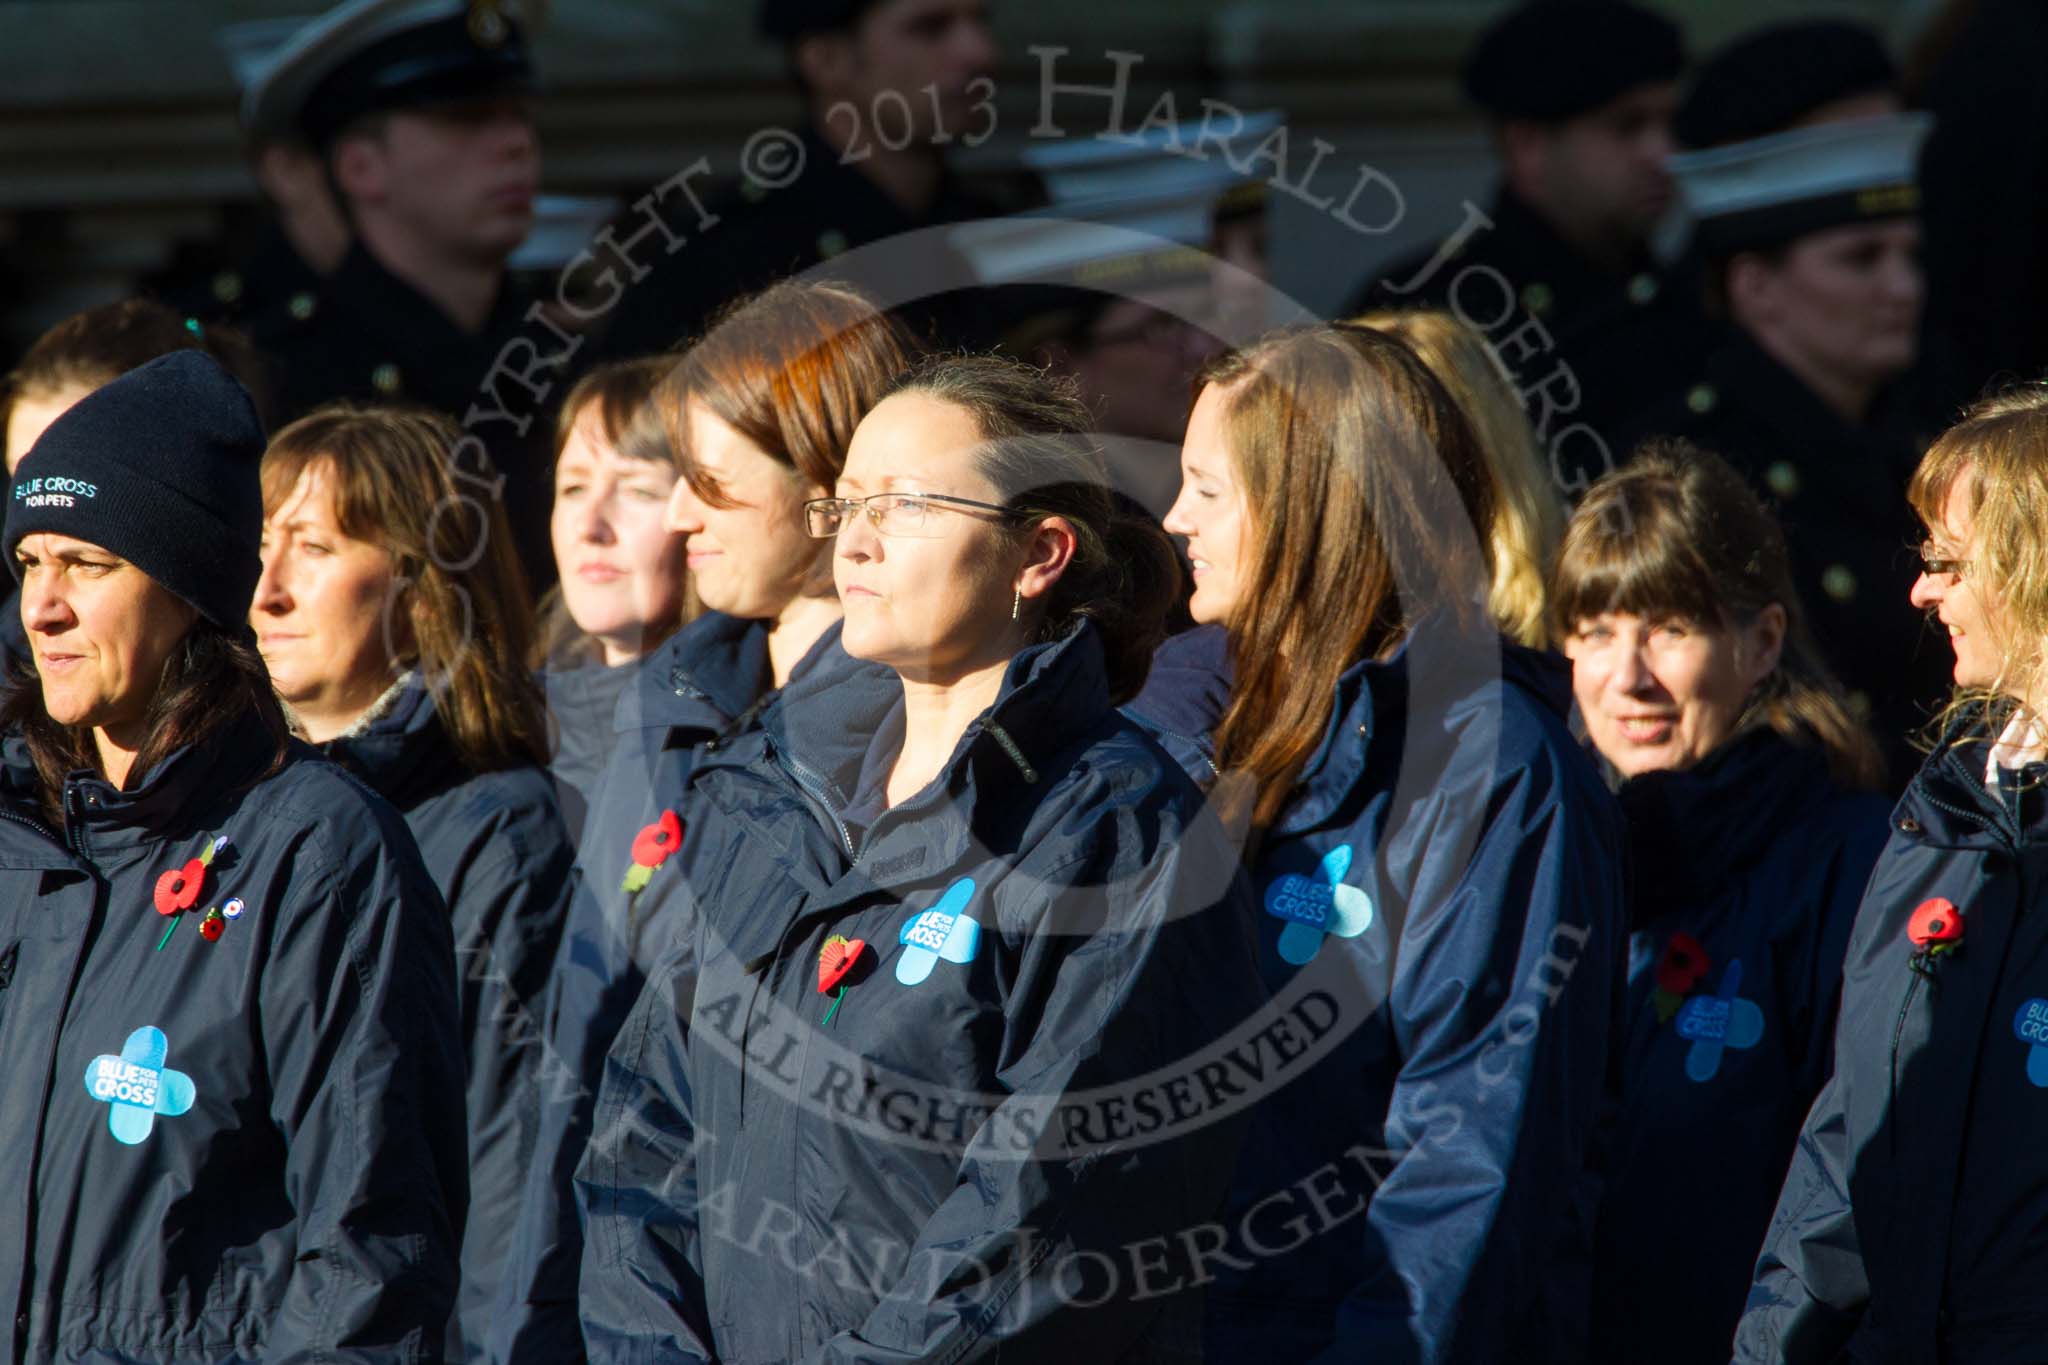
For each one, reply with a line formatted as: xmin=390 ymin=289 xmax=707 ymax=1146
xmin=1011 ymin=587 xmax=1021 ymax=621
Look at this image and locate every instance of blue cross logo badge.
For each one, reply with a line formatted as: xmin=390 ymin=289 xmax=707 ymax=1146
xmin=84 ymin=1026 xmax=195 ymax=1145
xmin=1675 ymin=959 xmax=1765 ymax=1082
xmin=1263 ymin=843 xmax=1373 ymax=966
xmin=2013 ymin=998 xmax=2048 ymax=1087
xmin=895 ymin=878 xmax=981 ymax=986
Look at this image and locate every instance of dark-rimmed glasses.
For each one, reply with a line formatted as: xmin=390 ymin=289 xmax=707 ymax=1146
xmin=1919 ymin=542 xmax=1970 ymax=580
xmin=804 ymin=492 xmax=1019 ymax=539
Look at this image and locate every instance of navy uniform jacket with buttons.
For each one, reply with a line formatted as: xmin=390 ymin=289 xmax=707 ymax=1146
xmin=591 ymin=126 xmax=1002 ymax=362
xmin=491 ymin=611 xmax=847 ymax=1365
xmin=575 ymin=622 xmax=1263 ymax=1364
xmin=321 ymin=679 xmax=577 ymax=1365
xmin=1344 ymin=186 xmax=1713 ymax=465
xmin=147 ymin=219 xmax=325 ymax=336
xmin=1126 ymin=622 xmax=1626 ymax=1363
xmin=0 ymin=709 xmax=468 ymax=1364
xmin=1738 ymin=712 xmax=2048 ymax=1362
xmin=1589 ymin=727 xmax=1888 ymax=1365
xmin=249 ymin=242 xmax=557 ymax=588
xmin=1621 ymin=329 xmax=1950 ymax=787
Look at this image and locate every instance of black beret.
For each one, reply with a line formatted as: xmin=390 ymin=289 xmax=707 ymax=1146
xmin=1463 ymin=0 xmax=1685 ymax=122
xmin=1676 ymin=20 xmax=1899 ymax=149
xmin=757 ymin=0 xmax=886 ymax=43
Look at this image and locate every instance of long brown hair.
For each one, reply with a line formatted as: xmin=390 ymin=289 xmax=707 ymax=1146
xmin=532 ymin=356 xmax=699 ymax=669
xmin=1208 ymin=323 xmax=1495 ymax=829
xmin=881 ymin=354 xmax=1181 ymax=703
xmin=1554 ymin=440 xmax=1885 ymax=789
xmin=665 ymin=279 xmax=922 ymax=507
xmin=262 ymin=403 xmax=547 ymax=773
xmin=1 ymin=621 xmax=290 ymax=817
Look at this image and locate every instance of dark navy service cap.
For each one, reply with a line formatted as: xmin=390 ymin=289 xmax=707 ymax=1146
xmin=757 ymin=0 xmax=886 ymax=43
xmin=1675 ymin=20 xmax=1899 ymax=150
xmin=1463 ymin=0 xmax=1685 ymax=123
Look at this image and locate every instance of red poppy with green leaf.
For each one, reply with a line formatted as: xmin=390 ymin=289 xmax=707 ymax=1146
xmin=1650 ymin=930 xmax=1711 ymax=1023
xmin=154 ymin=835 xmax=227 ymax=950
xmin=1908 ymin=897 xmax=1965 ymax=977
xmin=622 ymin=810 xmax=683 ymax=895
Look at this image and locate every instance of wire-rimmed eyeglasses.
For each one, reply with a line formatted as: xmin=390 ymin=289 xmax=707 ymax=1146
xmin=804 ymin=492 xmax=1020 ymax=539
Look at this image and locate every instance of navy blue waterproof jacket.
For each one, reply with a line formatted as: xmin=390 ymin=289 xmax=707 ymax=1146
xmin=0 ymin=708 xmax=469 ymax=1363
xmin=1127 ymin=622 xmax=1626 ymax=1363
xmin=1589 ymin=728 xmax=1887 ymax=1365
xmin=1738 ymin=712 xmax=2048 ymax=1362
xmin=575 ymin=622 xmax=1264 ymax=1363
xmin=321 ymin=679 xmax=577 ymax=1364
xmin=542 ymin=659 xmax=636 ymax=838
xmin=492 ymin=611 xmax=845 ymax=1365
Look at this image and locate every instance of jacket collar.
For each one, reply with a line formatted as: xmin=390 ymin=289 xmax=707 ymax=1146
xmin=1617 ymin=726 xmax=1839 ymax=918
xmin=0 ymin=704 xmax=282 ymax=856
xmin=319 ymin=675 xmax=460 ymax=810
xmin=733 ymin=621 xmax=1117 ymax=887
xmin=1275 ymin=617 xmax=1547 ymax=836
xmin=615 ymin=610 xmax=776 ymax=739
xmin=1906 ymin=704 xmax=2048 ymax=850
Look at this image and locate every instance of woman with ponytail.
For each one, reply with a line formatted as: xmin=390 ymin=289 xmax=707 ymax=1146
xmin=1133 ymin=322 xmax=1625 ymax=1361
xmin=576 ymin=355 xmax=1262 ymax=1362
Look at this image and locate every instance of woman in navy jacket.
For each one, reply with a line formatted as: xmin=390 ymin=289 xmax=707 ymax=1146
xmin=1552 ymin=444 xmax=1889 ymax=1365
xmin=534 ymin=357 xmax=692 ymax=830
xmin=575 ymin=355 xmax=1262 ymax=1362
xmin=493 ymin=281 xmax=921 ymax=1363
xmin=251 ymin=402 xmax=577 ymax=1362
xmin=0 ymin=352 xmax=467 ymax=1361
xmin=1132 ymin=322 xmax=1625 ymax=1362
xmin=1738 ymin=388 xmax=2048 ymax=1360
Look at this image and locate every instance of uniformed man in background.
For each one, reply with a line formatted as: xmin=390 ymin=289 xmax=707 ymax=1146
xmin=1632 ymin=21 xmax=1947 ymax=786
xmin=1346 ymin=0 xmax=1705 ymax=461
xmin=243 ymin=0 xmax=557 ymax=585
xmin=145 ymin=18 xmax=350 ymax=333
xmin=592 ymin=0 xmax=1005 ymax=361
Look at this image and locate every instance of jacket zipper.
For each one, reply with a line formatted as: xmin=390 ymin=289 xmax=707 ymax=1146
xmin=1889 ymin=967 xmax=1923 ymax=1148
xmin=782 ymin=751 xmax=857 ymax=864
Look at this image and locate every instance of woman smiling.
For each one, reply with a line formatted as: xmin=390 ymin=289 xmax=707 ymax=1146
xmin=1553 ymin=443 xmax=1887 ymax=1365
xmin=494 ymin=280 xmax=919 ymax=1364
xmin=1740 ymin=389 xmax=2048 ymax=1359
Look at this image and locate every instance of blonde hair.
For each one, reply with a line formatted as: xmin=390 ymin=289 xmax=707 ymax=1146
xmin=1356 ymin=308 xmax=1564 ymax=647
xmin=1555 ymin=441 xmax=1885 ymax=790
xmin=1909 ymin=385 xmax=2048 ymax=734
